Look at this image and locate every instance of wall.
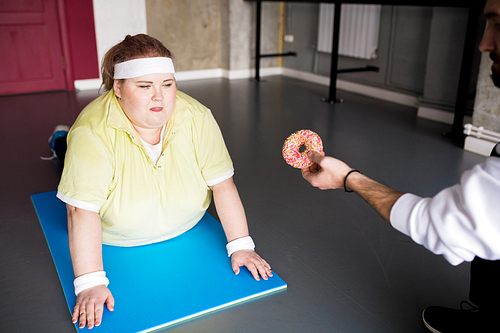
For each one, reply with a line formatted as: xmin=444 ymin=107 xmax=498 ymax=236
xmin=77 ymin=0 xmax=280 ymax=89
xmin=92 ymin=0 xmax=148 ymax=70
xmin=474 ymin=53 xmax=500 ymax=132
xmin=463 ymin=53 xmax=500 ymax=155
xmin=63 ymin=0 xmax=99 ymax=80
xmin=281 ymin=3 xmax=318 ymax=75
xmin=72 ymin=0 xmax=148 ymax=89
xmin=146 ymin=0 xmax=224 ymax=71
xmin=145 ymin=0 xmax=279 ymax=73
xmin=284 ymin=5 xmax=434 ymax=95
xmin=79 ymin=0 xmax=479 ymax=96
xmin=420 ymin=7 xmax=470 ymax=110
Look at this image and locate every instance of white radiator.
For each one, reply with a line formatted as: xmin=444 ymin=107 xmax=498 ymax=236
xmin=317 ymin=3 xmax=382 ymax=60
xmin=464 ymin=123 xmax=500 ymax=143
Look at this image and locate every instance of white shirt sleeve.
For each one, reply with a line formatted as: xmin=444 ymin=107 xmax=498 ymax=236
xmin=56 ymin=191 xmax=100 ymax=213
xmin=390 ymin=157 xmax=500 ymax=266
xmin=206 ymin=167 xmax=234 ymax=187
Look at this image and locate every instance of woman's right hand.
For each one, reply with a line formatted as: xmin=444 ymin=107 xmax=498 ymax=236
xmin=72 ymin=285 xmax=115 ymax=329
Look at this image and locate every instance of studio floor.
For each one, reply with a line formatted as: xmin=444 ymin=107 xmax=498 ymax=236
xmin=0 ymin=76 xmax=486 ymax=332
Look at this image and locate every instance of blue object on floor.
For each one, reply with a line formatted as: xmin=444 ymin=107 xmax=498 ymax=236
xmin=31 ymin=191 xmax=287 ymax=332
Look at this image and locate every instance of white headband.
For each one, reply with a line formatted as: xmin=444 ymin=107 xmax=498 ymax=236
xmin=114 ymin=57 xmax=175 ymax=79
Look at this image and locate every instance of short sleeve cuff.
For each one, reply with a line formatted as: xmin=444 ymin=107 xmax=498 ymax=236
xmin=56 ymin=191 xmax=100 ymax=213
xmin=206 ymin=168 xmax=234 ymax=187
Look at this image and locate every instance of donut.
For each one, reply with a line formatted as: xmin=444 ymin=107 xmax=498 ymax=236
xmin=282 ymin=130 xmax=323 ymax=168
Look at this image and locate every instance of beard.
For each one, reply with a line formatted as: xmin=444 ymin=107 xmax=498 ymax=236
xmin=491 ymin=70 xmax=500 ymax=88
xmin=490 ymin=52 xmax=500 ymax=88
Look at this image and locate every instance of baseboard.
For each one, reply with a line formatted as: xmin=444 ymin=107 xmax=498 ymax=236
xmin=175 ymin=68 xmax=228 ymax=81
xmin=74 ymin=78 xmax=102 ymax=91
xmin=417 ymin=106 xmax=455 ymax=124
xmin=225 ymin=67 xmax=283 ymax=80
xmin=464 ymin=136 xmax=497 ymax=156
xmin=280 ymin=68 xmax=330 ymax=86
xmin=417 ymin=106 xmax=473 ymax=126
xmin=278 ymin=68 xmax=419 ymax=108
xmin=336 ymin=79 xmax=418 ymax=108
xmin=73 ymin=67 xmax=284 ymax=90
xmin=175 ymin=67 xmax=282 ymax=81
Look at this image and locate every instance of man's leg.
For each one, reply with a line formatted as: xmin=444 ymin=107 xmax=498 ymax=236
xmin=422 ymin=258 xmax=500 ymax=332
xmin=423 ymin=143 xmax=500 ymax=332
xmin=469 ymin=257 xmax=500 ymax=312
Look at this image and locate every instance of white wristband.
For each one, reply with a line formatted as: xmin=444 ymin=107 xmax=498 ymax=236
xmin=226 ymin=236 xmax=255 ymax=257
xmin=74 ymin=271 xmax=109 ymax=296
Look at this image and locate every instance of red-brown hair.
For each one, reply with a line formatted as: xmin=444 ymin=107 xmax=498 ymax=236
xmin=101 ymin=34 xmax=173 ymax=91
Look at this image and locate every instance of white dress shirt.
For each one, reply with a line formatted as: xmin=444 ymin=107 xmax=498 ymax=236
xmin=390 ymin=156 xmax=500 ymax=265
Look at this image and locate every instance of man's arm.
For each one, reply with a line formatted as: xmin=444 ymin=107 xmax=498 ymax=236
xmin=302 ymin=151 xmax=404 ymax=223
xmin=343 ymin=172 xmax=404 ymax=223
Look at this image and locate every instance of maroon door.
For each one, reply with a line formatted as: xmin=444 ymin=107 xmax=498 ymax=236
xmin=0 ymin=0 xmax=67 ymax=95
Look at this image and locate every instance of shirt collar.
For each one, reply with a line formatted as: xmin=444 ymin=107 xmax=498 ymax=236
xmin=106 ymin=89 xmax=193 ymax=142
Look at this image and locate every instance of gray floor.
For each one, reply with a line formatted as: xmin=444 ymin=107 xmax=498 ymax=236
xmin=0 ymin=76 xmax=486 ymax=332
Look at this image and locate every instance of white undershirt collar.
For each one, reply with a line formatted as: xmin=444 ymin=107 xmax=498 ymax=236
xmin=140 ymin=125 xmax=166 ymax=163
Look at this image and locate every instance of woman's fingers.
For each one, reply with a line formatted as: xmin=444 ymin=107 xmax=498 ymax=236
xmin=72 ymin=303 xmax=80 ymax=324
xmin=231 ymin=250 xmax=273 ymax=281
xmin=78 ymin=305 xmax=87 ymax=329
xmin=94 ymin=305 xmax=104 ymax=327
xmin=72 ymin=285 xmax=113 ymax=329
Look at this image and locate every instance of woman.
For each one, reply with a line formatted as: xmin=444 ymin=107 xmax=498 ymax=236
xmin=57 ymin=34 xmax=272 ymax=330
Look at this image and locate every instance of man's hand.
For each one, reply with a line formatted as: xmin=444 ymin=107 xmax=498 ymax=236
xmin=301 ymin=151 xmax=352 ymax=190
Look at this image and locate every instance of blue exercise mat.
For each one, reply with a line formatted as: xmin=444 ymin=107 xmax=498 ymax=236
xmin=31 ymin=191 xmax=287 ymax=332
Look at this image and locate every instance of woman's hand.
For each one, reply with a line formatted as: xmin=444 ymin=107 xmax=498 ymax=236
xmin=231 ymin=249 xmax=273 ymax=281
xmin=72 ymin=285 xmax=114 ymax=329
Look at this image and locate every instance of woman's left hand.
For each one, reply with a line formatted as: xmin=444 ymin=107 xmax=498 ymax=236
xmin=231 ymin=250 xmax=273 ymax=281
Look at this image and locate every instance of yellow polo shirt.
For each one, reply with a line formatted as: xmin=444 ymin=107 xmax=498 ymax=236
xmin=57 ymin=90 xmax=233 ymax=246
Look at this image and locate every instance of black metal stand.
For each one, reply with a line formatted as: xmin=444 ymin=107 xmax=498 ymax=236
xmin=324 ymin=2 xmax=342 ymax=103
xmin=254 ymin=0 xmax=297 ymax=82
xmin=260 ymin=52 xmax=298 ymax=58
xmin=255 ymin=0 xmax=262 ymax=81
xmin=336 ymin=66 xmax=379 ymax=74
xmin=445 ymin=5 xmax=481 ymax=145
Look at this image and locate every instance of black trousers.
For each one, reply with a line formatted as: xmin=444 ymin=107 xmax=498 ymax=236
xmin=469 ymin=257 xmax=500 ymax=309
xmin=468 ymin=143 xmax=500 ymax=310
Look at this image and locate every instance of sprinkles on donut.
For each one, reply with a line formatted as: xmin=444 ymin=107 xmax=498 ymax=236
xmin=282 ymin=130 xmax=323 ymax=168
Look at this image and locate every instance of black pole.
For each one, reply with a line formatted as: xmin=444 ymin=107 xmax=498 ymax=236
xmin=327 ymin=1 xmax=342 ymax=103
xmin=255 ymin=0 xmax=262 ymax=81
xmin=449 ymin=5 xmax=480 ymax=144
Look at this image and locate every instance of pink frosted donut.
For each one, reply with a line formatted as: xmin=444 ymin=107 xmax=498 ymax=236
xmin=282 ymin=130 xmax=323 ymax=168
